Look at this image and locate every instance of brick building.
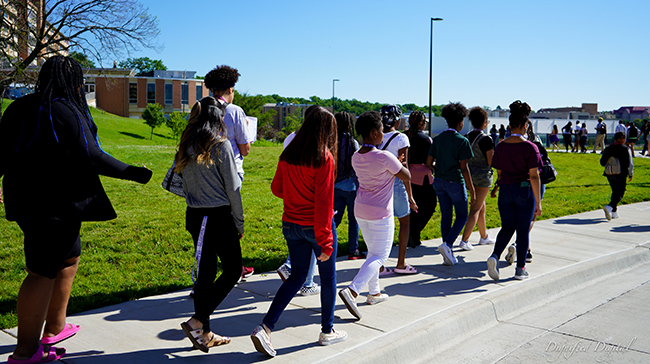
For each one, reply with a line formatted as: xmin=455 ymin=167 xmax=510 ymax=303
xmin=83 ymin=69 xmax=208 ymax=118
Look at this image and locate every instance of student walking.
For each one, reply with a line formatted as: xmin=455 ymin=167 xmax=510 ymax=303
xmin=251 ymin=106 xmax=346 ymax=357
xmin=601 ymin=132 xmax=634 ymax=220
xmin=498 ymin=124 xmax=506 ymax=143
xmin=459 ymin=107 xmax=495 ymax=251
xmin=0 ymin=56 xmax=152 ymax=363
xmin=377 ymin=105 xmax=418 ymax=274
xmin=487 ymin=101 xmax=543 ymax=281
xmin=427 ymin=102 xmax=475 ymax=266
xmin=406 ymin=111 xmax=437 ymax=248
xmin=561 ymin=122 xmax=573 ymax=152
xmin=593 ymin=117 xmax=607 ymax=153
xmin=333 ymin=111 xmax=364 ymax=260
xmin=490 ymin=124 xmax=499 ymax=149
xmin=339 ymin=111 xmax=412 ymax=319
xmin=549 ymin=125 xmax=560 ymax=152
xmin=579 ymin=122 xmax=588 ymax=153
xmin=177 ymin=97 xmax=244 ymax=352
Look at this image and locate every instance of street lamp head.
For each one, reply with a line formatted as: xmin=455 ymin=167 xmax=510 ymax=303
xmin=333 ymin=79 xmax=340 ymax=82
xmin=432 ymin=18 xmax=443 ymax=21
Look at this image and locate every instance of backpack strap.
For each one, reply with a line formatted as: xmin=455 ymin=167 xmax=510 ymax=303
xmin=381 ymin=133 xmax=400 ymax=151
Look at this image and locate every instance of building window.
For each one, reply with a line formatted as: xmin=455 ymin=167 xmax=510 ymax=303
xmin=181 ymin=84 xmax=188 ymax=104
xmin=196 ymin=84 xmax=202 ymax=100
xmin=129 ymin=83 xmax=137 ymax=104
xmin=164 ymin=84 xmax=173 ymax=105
xmin=147 ymin=83 xmax=155 ymax=104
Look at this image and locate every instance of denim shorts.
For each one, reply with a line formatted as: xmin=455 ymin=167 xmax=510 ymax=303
xmin=393 ymin=179 xmax=410 ymax=218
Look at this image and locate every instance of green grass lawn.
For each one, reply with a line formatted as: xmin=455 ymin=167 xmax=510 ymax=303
xmin=1 ymin=102 xmax=649 ymax=329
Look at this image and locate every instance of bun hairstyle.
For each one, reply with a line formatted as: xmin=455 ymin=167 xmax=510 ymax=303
xmin=508 ymin=100 xmax=531 ymax=129
xmin=174 ymin=96 xmax=227 ymax=172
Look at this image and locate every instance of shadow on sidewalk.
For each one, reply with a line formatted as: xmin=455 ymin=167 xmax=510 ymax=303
xmin=553 ymin=218 xmax=608 ymax=225
xmin=611 ymin=224 xmax=650 ymax=233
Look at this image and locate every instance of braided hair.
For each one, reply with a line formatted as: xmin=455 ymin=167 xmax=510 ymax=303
xmin=335 ymin=111 xmax=356 ymax=181
xmin=406 ymin=111 xmax=426 ymax=140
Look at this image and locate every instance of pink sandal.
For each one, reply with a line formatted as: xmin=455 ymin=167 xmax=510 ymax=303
xmin=41 ymin=323 xmax=80 ymax=345
xmin=379 ymin=267 xmax=394 ymax=277
xmin=8 ymin=344 xmax=65 ymax=364
xmin=394 ymin=265 xmax=418 ymax=274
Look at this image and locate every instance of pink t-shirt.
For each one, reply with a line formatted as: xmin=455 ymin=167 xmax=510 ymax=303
xmin=352 ymin=148 xmax=403 ymax=220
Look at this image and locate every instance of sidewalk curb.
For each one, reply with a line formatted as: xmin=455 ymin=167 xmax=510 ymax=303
xmin=323 ymin=243 xmax=650 ymax=364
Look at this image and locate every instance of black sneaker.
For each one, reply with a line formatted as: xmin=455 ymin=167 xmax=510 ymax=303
xmin=348 ymin=250 xmax=366 ymax=260
xmin=526 ymin=251 xmax=533 ymax=263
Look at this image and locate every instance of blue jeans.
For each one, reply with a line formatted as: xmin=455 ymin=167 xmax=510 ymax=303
xmin=492 ymin=183 xmax=535 ymax=267
xmin=433 ymin=178 xmax=468 ymax=247
xmin=334 ymin=188 xmax=359 ymax=254
xmin=262 ymin=220 xmax=338 ymax=334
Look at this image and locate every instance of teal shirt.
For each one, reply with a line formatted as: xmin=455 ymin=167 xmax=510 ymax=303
xmin=429 ymin=130 xmax=474 ymax=184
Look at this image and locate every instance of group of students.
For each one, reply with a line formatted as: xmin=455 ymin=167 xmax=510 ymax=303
xmin=0 ymin=55 xmax=633 ymax=363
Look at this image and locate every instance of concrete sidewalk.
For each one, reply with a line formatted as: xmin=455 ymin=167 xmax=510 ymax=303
xmin=2 ymin=202 xmax=649 ymax=363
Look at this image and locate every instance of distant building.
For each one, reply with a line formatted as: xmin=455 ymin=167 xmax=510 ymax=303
xmin=613 ymin=106 xmax=650 ymax=121
xmin=531 ymin=103 xmax=598 ymax=120
xmin=262 ymin=103 xmax=334 ymax=130
xmin=83 ymin=69 xmax=208 ymax=118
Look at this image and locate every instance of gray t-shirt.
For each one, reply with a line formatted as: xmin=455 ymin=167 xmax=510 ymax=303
xmin=182 ymin=140 xmax=244 ymax=233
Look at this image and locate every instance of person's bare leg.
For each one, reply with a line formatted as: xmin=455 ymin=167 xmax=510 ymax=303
xmin=461 ymin=187 xmax=490 ymax=242
xmin=12 ymin=270 xmax=56 ymax=360
xmin=477 ymin=203 xmax=488 ymax=239
xmin=42 ymin=256 xmax=79 ymax=338
xmin=396 ymin=215 xmax=410 ymax=269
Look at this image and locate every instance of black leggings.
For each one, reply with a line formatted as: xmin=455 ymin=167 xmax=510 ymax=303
xmin=410 ymin=177 xmax=437 ymax=245
xmin=563 ymin=134 xmax=573 ymax=151
xmin=606 ymin=175 xmax=627 ymax=212
xmin=186 ymin=206 xmax=242 ymax=333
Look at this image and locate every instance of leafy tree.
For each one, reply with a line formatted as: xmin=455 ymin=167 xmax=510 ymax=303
xmin=166 ymin=111 xmax=188 ymax=142
xmin=142 ymin=103 xmax=165 ymax=140
xmin=0 ymin=0 xmax=160 ymax=119
xmin=283 ymin=108 xmax=304 ymax=136
xmin=118 ymin=57 xmax=167 ymax=74
xmin=69 ymin=51 xmax=96 ymax=68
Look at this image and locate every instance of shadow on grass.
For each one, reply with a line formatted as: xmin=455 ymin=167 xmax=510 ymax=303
xmin=118 ymin=131 xmax=146 ymax=140
xmin=153 ymin=132 xmax=175 ymax=140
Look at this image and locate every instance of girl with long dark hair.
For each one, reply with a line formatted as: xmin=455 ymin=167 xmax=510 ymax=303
xmin=487 ymin=101 xmax=543 ymax=281
xmin=0 ymin=56 xmax=152 ymax=363
xmin=177 ymin=96 xmax=244 ymax=352
xmin=251 ymin=106 xmax=346 ymax=357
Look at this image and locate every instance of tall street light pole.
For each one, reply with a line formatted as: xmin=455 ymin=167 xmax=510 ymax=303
xmin=332 ymin=79 xmax=340 ymax=113
xmin=429 ymin=18 xmax=443 ymax=134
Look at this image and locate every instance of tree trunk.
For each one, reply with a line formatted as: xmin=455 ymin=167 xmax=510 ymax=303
xmin=150 ymin=127 xmax=154 ymax=140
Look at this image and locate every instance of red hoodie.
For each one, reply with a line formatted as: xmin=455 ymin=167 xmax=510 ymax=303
xmin=271 ymin=151 xmax=335 ymax=257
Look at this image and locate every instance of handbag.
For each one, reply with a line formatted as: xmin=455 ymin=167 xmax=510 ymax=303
xmin=539 ymin=160 xmax=557 ymax=184
xmin=162 ymin=162 xmax=186 ymax=197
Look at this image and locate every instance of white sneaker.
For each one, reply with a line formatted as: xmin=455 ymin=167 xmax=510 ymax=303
xmin=251 ymin=325 xmax=276 ymax=357
xmin=487 ymin=255 xmax=499 ymax=281
xmin=478 ymin=235 xmax=495 ymax=245
xmin=338 ymin=287 xmax=361 ymax=319
xmin=505 ymin=245 xmax=515 ymax=265
xmin=459 ymin=240 xmax=474 ymax=251
xmin=298 ymin=283 xmax=320 ymax=296
xmin=612 ymin=211 xmax=620 ymax=219
xmin=603 ymin=205 xmax=613 ymax=221
xmin=366 ymin=293 xmax=389 ymax=305
xmin=438 ymin=243 xmax=456 ymax=266
xmin=318 ymin=329 xmax=348 ymax=346
xmin=276 ymin=264 xmax=291 ymax=282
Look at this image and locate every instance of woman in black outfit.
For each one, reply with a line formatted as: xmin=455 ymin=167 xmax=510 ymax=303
xmin=601 ymin=132 xmax=633 ymax=220
xmin=406 ymin=111 xmax=437 ymax=247
xmin=0 ymin=56 xmax=152 ymax=363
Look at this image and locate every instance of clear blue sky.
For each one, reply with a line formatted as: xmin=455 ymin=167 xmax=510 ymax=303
xmin=126 ymin=0 xmax=649 ymax=112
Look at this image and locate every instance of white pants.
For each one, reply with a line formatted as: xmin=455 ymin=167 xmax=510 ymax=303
xmin=349 ymin=216 xmax=394 ymax=296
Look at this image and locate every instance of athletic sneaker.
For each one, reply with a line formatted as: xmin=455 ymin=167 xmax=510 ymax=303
xmin=505 ymin=245 xmax=515 ymax=265
xmin=239 ymin=265 xmax=254 ymax=282
xmin=514 ymin=266 xmax=529 ymax=280
xmin=438 ymin=243 xmax=456 ymax=266
xmin=459 ymin=240 xmax=474 ymax=251
xmin=487 ymin=255 xmax=499 ymax=281
xmin=276 ymin=264 xmax=290 ymax=282
xmin=318 ymin=329 xmax=348 ymax=346
xmin=348 ymin=250 xmax=366 ymax=260
xmin=603 ymin=205 xmax=613 ymax=221
xmin=478 ymin=235 xmax=495 ymax=245
xmin=526 ymin=251 xmax=533 ymax=263
xmin=366 ymin=293 xmax=389 ymax=305
xmin=298 ymin=283 xmax=321 ymax=296
xmin=251 ymin=325 xmax=276 ymax=357
xmin=338 ymin=287 xmax=362 ymax=319
xmin=612 ymin=211 xmax=620 ymax=219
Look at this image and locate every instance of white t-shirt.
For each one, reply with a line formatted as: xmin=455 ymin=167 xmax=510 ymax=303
xmin=615 ymin=123 xmax=626 ymax=134
xmin=223 ymin=103 xmax=255 ymax=177
xmin=378 ymin=130 xmax=410 ymax=158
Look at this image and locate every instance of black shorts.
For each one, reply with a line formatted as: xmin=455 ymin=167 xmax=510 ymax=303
xmin=17 ymin=218 xmax=82 ymax=279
